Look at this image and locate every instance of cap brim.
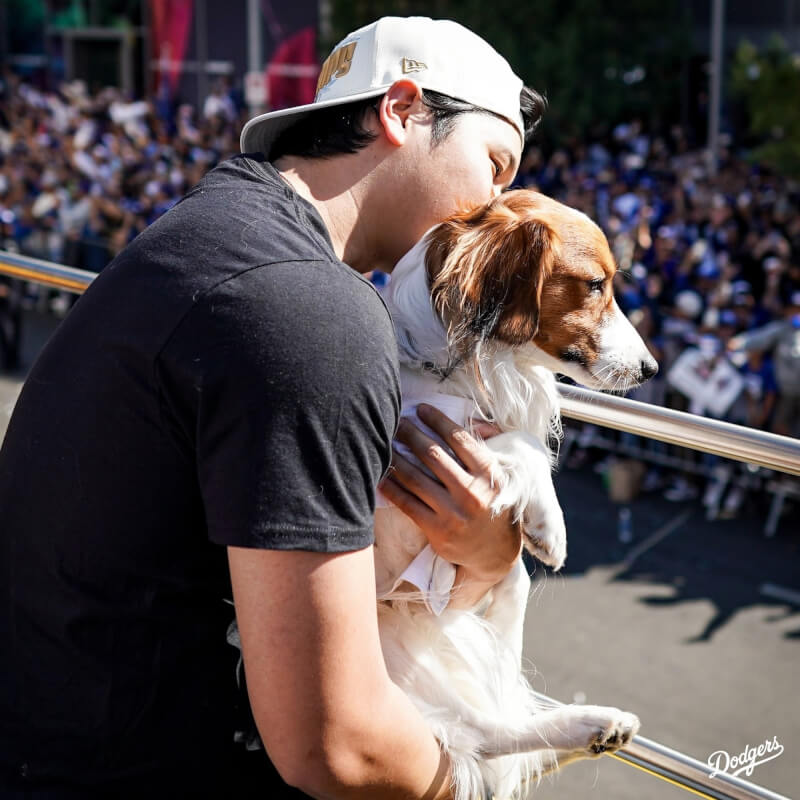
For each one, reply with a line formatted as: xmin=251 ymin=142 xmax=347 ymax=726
xmin=240 ymin=87 xmax=390 ymax=155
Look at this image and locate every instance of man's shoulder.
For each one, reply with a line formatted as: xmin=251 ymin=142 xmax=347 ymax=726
xmin=171 ymin=257 xmax=398 ymax=371
xmin=166 ymin=155 xmax=396 ymax=345
xmin=133 ymin=154 xmax=337 ymax=271
xmin=80 ymin=154 xmax=348 ymax=342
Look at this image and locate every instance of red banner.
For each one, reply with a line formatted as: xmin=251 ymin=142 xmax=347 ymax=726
xmin=149 ymin=0 xmax=194 ymax=96
xmin=265 ymin=26 xmax=318 ymax=110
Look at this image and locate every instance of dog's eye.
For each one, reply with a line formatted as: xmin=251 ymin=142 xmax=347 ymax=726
xmin=588 ymin=278 xmax=605 ymax=293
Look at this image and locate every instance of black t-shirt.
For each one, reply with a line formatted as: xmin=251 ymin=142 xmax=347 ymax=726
xmin=0 ymin=155 xmax=400 ymax=794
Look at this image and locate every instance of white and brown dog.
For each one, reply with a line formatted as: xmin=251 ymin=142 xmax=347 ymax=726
xmin=374 ymin=190 xmax=657 ymax=800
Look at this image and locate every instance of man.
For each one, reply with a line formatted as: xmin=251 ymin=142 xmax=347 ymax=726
xmin=0 ymin=17 xmax=545 ymax=798
xmin=729 ymin=290 xmax=800 ymax=438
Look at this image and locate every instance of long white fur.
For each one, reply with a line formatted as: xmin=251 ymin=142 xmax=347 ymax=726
xmin=375 ymin=233 xmax=568 ymax=800
xmin=375 ymin=228 xmax=642 ymax=800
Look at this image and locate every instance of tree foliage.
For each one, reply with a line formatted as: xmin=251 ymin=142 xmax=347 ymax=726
xmin=730 ymin=36 xmax=800 ymax=179
xmin=325 ymin=0 xmax=692 ymax=146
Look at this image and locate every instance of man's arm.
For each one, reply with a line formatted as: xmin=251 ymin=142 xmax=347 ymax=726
xmin=729 ymin=321 xmax=786 ymax=354
xmin=378 ymin=404 xmax=522 ymax=609
xmin=228 ymin=545 xmax=452 ymax=799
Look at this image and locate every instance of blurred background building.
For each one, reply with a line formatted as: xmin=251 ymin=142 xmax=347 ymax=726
xmin=0 ymin=2 xmax=797 ymax=129
xmin=1 ymin=0 xmax=319 ymax=111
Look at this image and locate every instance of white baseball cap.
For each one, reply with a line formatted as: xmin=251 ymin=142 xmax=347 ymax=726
xmin=240 ymin=16 xmax=525 ymax=156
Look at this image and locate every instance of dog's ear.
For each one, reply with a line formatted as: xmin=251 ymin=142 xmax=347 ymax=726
xmin=426 ymin=193 xmax=560 ymax=359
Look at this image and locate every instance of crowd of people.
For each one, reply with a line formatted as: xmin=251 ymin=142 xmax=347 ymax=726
xmin=0 ymin=70 xmax=246 ymax=365
xmin=0 ymin=71 xmax=244 ymax=266
xmin=1 ymin=72 xmax=798 ymax=517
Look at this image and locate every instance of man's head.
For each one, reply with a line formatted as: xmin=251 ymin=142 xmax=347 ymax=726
xmin=241 ymin=17 xmax=545 ymax=270
xmin=241 ymin=17 xmax=538 ymax=156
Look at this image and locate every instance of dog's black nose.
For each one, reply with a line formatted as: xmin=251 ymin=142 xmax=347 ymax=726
xmin=640 ymin=359 xmax=659 ymax=380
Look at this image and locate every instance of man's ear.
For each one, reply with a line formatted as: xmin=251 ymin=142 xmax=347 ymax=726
xmin=427 ymin=193 xmax=561 ymax=354
xmin=377 ymin=80 xmax=424 ymax=146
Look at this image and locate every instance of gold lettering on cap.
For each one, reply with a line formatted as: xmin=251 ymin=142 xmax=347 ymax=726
xmin=316 ymin=42 xmax=357 ymax=95
xmin=401 ymin=58 xmax=427 ymax=74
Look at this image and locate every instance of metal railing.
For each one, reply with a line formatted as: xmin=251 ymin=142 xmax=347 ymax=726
xmin=1 ymin=248 xmax=796 ymax=800
xmin=0 ymin=250 xmax=97 ymax=294
xmin=559 ymin=384 xmax=800 ymax=477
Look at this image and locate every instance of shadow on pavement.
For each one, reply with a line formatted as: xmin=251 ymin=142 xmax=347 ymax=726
xmin=551 ymin=460 xmax=800 ymax=643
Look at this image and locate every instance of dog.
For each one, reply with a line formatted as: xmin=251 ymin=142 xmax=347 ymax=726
xmin=374 ymin=189 xmax=657 ymax=800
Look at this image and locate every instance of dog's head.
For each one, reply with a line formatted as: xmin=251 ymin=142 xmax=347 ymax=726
xmin=424 ymin=190 xmax=658 ymax=390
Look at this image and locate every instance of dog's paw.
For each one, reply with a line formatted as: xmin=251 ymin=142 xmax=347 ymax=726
xmin=570 ymin=705 xmax=641 ymax=757
xmin=521 ymin=493 xmax=567 ymax=570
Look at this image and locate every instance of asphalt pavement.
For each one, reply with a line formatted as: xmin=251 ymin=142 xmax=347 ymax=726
xmin=524 ymin=453 xmax=799 ymax=799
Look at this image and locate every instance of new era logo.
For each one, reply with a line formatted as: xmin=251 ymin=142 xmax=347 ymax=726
xmin=401 ymin=58 xmax=427 ymax=74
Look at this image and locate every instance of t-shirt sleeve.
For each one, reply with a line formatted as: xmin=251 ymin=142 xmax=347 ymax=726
xmin=156 ymin=260 xmax=400 ymax=552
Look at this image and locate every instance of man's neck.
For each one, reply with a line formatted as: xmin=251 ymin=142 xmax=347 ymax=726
xmin=273 ymin=153 xmax=381 ymax=273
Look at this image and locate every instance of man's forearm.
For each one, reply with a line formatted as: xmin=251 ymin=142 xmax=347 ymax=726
xmin=229 ymin=546 xmax=456 ymax=800
xmin=282 ymin=678 xmax=454 ymax=800
xmin=735 ymin=321 xmax=785 ymax=353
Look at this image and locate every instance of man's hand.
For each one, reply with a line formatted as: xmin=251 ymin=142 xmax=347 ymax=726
xmin=727 ymin=335 xmax=745 ymax=352
xmin=378 ymin=404 xmax=522 ymax=597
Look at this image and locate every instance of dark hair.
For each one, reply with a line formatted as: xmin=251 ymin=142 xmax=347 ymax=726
xmin=269 ymin=96 xmax=380 ymax=160
xmin=421 ymin=86 xmax=546 ymax=146
xmin=268 ymin=86 xmax=546 ymax=161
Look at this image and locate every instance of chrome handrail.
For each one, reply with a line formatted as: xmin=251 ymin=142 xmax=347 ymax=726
xmin=2 ymin=248 xmax=796 ymax=800
xmin=0 ymin=249 xmax=96 ymax=294
xmin=559 ymin=384 xmax=800 ymax=477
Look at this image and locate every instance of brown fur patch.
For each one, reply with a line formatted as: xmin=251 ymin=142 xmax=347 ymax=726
xmin=425 ymin=193 xmax=562 ymax=361
xmin=426 ymin=190 xmax=618 ymax=371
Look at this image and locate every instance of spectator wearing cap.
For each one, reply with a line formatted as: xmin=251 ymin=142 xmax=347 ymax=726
xmin=730 ymin=280 xmax=757 ymax=329
xmin=661 ymin=289 xmax=703 ymax=379
xmin=734 ymin=349 xmax=778 ymax=431
xmin=729 ymin=290 xmax=800 ymax=438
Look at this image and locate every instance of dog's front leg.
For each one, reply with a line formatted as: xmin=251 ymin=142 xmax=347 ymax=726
xmin=484 ymin=431 xmax=566 ymax=570
xmin=478 ymin=704 xmax=640 ymax=760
